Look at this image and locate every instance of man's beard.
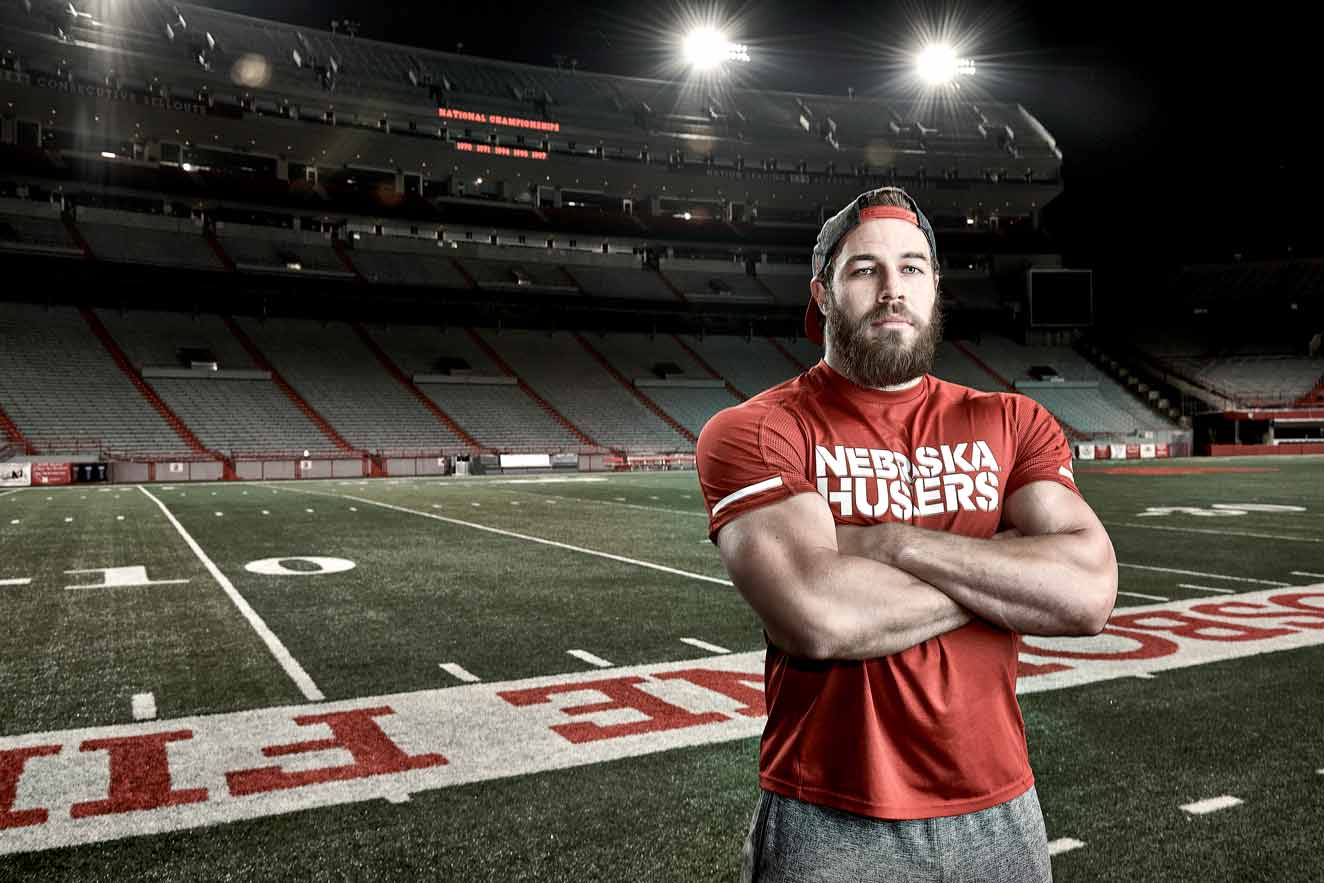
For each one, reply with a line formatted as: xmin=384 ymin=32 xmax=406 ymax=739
xmin=824 ymin=293 xmax=942 ymax=388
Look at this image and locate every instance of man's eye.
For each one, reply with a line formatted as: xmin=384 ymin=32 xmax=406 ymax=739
xmin=902 ymin=265 xmax=923 ymax=274
xmin=851 ymin=266 xmax=874 ymax=276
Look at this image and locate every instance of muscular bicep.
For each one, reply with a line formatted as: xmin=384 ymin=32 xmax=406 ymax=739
xmin=1004 ymin=480 xmax=1104 ymax=537
xmin=715 ymin=491 xmax=838 ymax=652
xmin=1005 ymin=480 xmax=1117 ymax=616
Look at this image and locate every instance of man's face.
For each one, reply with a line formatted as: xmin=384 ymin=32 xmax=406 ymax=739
xmin=812 ymin=217 xmax=941 ymax=388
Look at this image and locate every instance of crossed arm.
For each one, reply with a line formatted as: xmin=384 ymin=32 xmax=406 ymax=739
xmin=715 ymin=480 xmax=1117 ymax=660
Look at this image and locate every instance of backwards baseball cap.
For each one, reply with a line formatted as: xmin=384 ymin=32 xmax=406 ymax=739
xmin=805 ymin=186 xmax=938 ymax=345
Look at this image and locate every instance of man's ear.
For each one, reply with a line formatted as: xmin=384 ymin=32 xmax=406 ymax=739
xmin=810 ymin=277 xmax=829 ymax=315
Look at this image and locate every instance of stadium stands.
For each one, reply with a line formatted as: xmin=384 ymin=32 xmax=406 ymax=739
xmin=560 ymin=264 xmax=678 ymax=302
xmin=478 ymin=329 xmax=691 ymax=451
xmin=0 ymin=303 xmax=192 ymax=454
xmin=235 ymin=317 xmax=466 ymax=453
xmin=346 ymin=237 xmax=475 ymax=289
xmin=214 ymin=223 xmax=351 ymax=276
xmin=97 ymin=309 xmax=254 ymax=370
xmin=149 ymin=375 xmax=335 ymax=456
xmin=661 ymin=266 xmax=774 ymax=304
xmin=957 ymin=334 xmax=1180 ymax=432
xmin=363 ymin=323 xmax=582 ymax=451
xmin=587 ymin=333 xmax=742 ymax=434
xmin=0 ymin=200 xmax=80 ymax=255
xmin=678 ymin=335 xmax=803 ymax=399
xmin=74 ymin=208 xmax=224 ymax=270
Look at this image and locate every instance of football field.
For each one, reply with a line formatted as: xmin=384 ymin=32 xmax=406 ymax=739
xmin=1 ymin=457 xmax=1322 ymax=881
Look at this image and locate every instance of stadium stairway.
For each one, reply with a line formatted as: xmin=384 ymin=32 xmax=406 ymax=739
xmin=768 ymin=337 xmax=810 ymax=372
xmin=350 ymin=323 xmax=488 ymax=452
xmin=948 ymin=340 xmax=1016 ymax=392
xmin=463 ymin=328 xmax=605 ymax=450
xmin=0 ymin=401 xmax=34 ymax=455
xmin=79 ymin=307 xmax=228 ymax=469
xmin=222 ymin=316 xmax=366 ymax=463
xmin=332 ymin=238 xmax=367 ymax=283
xmin=203 ymin=226 xmax=237 ymax=272
xmin=1298 ymin=375 xmax=1324 ymax=406
xmin=573 ymin=334 xmax=697 ymax=446
xmin=654 ymin=269 xmax=689 ymax=303
xmin=60 ymin=212 xmax=95 ymax=261
xmin=671 ymin=334 xmax=749 ymax=400
xmin=946 ymin=339 xmax=1091 ymax=441
xmin=1073 ymin=339 xmax=1187 ymax=425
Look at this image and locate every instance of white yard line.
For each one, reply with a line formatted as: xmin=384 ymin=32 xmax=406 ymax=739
xmin=679 ymin=637 xmax=731 ymax=654
xmin=1106 ymin=522 xmax=1323 ymax=544
xmin=1117 ymin=563 xmax=1291 ymax=587
xmin=137 ymin=486 xmax=324 ymax=701
xmin=439 ymin=663 xmax=481 ymax=683
xmin=0 ymin=578 xmax=32 ymax=587
xmin=131 ymin=692 xmax=157 ymax=721
xmin=0 ymin=489 xmax=24 ymax=499
xmin=280 ymin=487 xmax=734 ymax=587
xmin=1180 ymin=795 xmax=1243 ymax=815
xmin=1176 ymin=583 xmax=1238 ymax=595
xmin=1118 ymin=591 xmax=1169 ymax=602
xmin=567 ymin=649 xmax=614 ymax=668
xmin=1047 ymin=838 xmax=1085 ymax=856
xmin=489 ymin=488 xmax=706 ymax=518
xmin=1291 ymin=571 xmax=1324 ymax=579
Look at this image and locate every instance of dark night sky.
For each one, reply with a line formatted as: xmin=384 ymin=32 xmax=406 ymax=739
xmin=193 ymin=1 xmax=1308 ymax=270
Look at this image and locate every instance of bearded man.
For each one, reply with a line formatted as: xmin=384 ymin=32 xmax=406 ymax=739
xmin=695 ymin=187 xmax=1117 ymax=882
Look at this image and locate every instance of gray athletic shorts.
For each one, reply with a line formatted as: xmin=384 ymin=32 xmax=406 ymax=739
xmin=740 ymin=786 xmax=1052 ymax=883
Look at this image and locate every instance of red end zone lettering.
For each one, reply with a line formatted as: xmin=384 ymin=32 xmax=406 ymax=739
xmin=498 ymin=676 xmax=727 ymax=743
xmin=71 ymin=731 xmax=206 ymax=818
xmin=4 ymin=587 xmax=1324 ymax=856
xmin=226 ymin=706 xmax=446 ymax=796
xmin=0 ymin=745 xmax=60 ymax=829
xmin=654 ymin=669 xmax=766 ymax=718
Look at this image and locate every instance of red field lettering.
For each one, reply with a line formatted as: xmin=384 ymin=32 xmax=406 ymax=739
xmin=1021 ymin=627 xmax=1179 ymax=661
xmin=655 ymin=669 xmax=766 ymax=717
xmin=1108 ymin=611 xmax=1296 ymax=642
xmin=0 ymin=745 xmax=61 ymax=829
xmin=227 ymin=706 xmax=446 ymax=796
xmin=1190 ymin=600 xmax=1324 ymax=630
xmin=1017 ymin=660 xmax=1072 ymax=677
xmin=498 ymin=676 xmax=727 ymax=743
xmin=70 ymin=731 xmax=206 ymax=818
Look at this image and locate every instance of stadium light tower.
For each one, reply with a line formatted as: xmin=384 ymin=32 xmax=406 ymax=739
xmin=681 ymin=26 xmax=750 ymax=72
xmin=915 ymin=43 xmax=975 ymax=86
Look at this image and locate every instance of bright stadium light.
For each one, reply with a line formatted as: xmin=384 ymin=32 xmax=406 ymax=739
xmin=916 ymin=44 xmax=957 ymax=84
xmin=682 ymin=27 xmax=750 ymax=71
xmin=916 ymin=44 xmax=974 ymax=85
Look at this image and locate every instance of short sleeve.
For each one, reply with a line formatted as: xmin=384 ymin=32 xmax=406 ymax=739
xmin=696 ymin=403 xmax=817 ymax=542
xmin=1003 ymin=396 xmax=1080 ymax=500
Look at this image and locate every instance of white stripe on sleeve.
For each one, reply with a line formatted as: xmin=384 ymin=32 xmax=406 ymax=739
xmin=711 ymin=476 xmax=785 ymax=515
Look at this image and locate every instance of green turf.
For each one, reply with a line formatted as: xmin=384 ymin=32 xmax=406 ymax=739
xmin=0 ymin=457 xmax=1322 ymax=880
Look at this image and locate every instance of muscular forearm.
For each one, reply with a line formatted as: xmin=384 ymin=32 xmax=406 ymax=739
xmin=749 ymin=547 xmax=971 ymax=660
xmin=839 ymin=524 xmax=1116 ymax=636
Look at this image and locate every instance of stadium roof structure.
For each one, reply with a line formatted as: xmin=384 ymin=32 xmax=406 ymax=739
xmin=0 ymin=0 xmax=1061 ymax=169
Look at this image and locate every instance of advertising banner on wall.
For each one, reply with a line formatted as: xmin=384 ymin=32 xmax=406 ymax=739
xmin=0 ymin=462 xmax=31 ymax=487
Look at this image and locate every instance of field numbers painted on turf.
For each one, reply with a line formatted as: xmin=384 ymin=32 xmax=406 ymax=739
xmin=63 ymin=566 xmax=190 ymax=591
xmin=243 ymin=557 xmax=357 ymax=577
xmin=1137 ymin=503 xmax=1307 ymax=518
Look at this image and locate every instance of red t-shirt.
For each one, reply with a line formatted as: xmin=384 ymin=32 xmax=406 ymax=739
xmin=696 ymin=360 xmax=1080 ymax=820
